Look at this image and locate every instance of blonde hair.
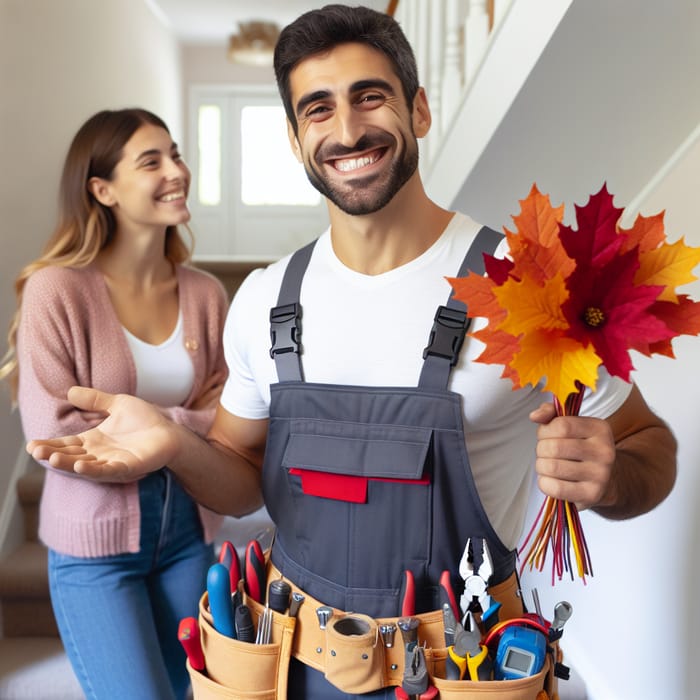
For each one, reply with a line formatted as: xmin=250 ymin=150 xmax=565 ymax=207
xmin=0 ymin=108 xmax=193 ymax=401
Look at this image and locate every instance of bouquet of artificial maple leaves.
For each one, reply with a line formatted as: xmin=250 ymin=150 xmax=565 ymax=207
xmin=450 ymin=184 xmax=700 ymax=582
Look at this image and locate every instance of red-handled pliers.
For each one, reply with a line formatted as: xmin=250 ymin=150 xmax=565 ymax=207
xmin=395 ymin=645 xmax=438 ymax=700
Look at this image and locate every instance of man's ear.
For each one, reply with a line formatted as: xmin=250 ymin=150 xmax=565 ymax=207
xmin=88 ymin=177 xmax=116 ymax=207
xmin=287 ymin=120 xmax=303 ymax=163
xmin=411 ymin=87 xmax=432 ymax=138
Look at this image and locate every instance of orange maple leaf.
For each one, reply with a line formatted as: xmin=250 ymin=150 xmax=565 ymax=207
xmin=504 ymin=185 xmax=574 ymax=283
xmin=448 ymin=272 xmax=505 ymax=323
xmin=618 ymin=211 xmax=666 ymax=254
xmin=510 ymin=329 xmax=601 ymax=401
xmin=495 ymin=274 xmax=569 ymax=337
xmin=635 ymin=237 xmax=700 ymax=303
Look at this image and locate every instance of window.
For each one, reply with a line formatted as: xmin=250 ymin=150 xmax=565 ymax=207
xmin=188 ymin=86 xmax=328 ymax=258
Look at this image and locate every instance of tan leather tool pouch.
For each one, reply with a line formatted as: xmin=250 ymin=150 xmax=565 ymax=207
xmin=187 ymin=590 xmax=296 ymax=700
xmin=430 ymin=651 xmax=552 ymax=699
xmin=323 ymin=613 xmax=386 ymax=694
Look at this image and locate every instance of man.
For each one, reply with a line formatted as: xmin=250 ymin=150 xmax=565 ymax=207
xmin=29 ymin=5 xmax=676 ymax=698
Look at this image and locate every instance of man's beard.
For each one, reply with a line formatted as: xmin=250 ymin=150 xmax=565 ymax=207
xmin=303 ymin=130 xmax=419 ymax=216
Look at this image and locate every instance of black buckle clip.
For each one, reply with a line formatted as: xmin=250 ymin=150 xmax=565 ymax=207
xmin=422 ymin=305 xmax=469 ymax=366
xmin=269 ymin=303 xmax=302 ymax=358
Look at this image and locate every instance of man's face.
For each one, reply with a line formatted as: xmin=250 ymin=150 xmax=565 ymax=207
xmin=287 ymin=43 xmax=423 ymax=216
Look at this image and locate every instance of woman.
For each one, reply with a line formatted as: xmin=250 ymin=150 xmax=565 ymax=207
xmin=0 ymin=108 xmax=228 ymax=699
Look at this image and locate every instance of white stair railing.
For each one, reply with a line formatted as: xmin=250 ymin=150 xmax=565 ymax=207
xmin=392 ymin=0 xmax=513 ymax=170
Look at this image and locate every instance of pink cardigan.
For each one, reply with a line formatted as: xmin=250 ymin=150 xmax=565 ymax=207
xmin=17 ymin=263 xmax=228 ymax=557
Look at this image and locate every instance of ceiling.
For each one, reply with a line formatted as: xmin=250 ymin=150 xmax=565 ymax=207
xmin=151 ymin=0 xmax=390 ymax=45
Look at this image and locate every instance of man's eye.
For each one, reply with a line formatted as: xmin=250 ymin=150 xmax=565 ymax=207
xmin=358 ymin=93 xmax=384 ymax=105
xmin=307 ymin=105 xmax=330 ymax=117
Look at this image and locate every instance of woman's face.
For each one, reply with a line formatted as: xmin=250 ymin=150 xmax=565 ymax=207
xmin=93 ymin=123 xmax=191 ymax=232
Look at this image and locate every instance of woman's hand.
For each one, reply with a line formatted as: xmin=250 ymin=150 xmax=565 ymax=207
xmin=27 ymin=386 xmax=181 ymax=483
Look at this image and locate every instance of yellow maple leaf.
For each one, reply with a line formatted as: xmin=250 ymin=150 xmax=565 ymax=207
xmin=494 ymin=274 xmax=569 ymax=337
xmin=510 ymin=329 xmax=601 ymax=403
xmin=635 ymin=237 xmax=700 ymax=303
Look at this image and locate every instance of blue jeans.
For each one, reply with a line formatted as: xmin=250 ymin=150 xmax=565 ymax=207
xmin=48 ymin=469 xmax=214 ymax=700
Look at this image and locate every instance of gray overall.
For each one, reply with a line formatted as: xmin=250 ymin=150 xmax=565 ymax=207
xmin=263 ymin=227 xmax=515 ymax=625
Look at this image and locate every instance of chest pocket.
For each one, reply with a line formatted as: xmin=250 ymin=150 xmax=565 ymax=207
xmin=283 ymin=418 xmax=432 ymax=503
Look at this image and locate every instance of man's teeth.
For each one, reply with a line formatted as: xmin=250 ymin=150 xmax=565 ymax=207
xmin=335 ymin=152 xmax=380 ymax=172
xmin=159 ymin=192 xmax=184 ymax=202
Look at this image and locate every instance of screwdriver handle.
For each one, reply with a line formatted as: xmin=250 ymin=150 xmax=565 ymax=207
xmin=268 ymin=579 xmax=292 ymax=613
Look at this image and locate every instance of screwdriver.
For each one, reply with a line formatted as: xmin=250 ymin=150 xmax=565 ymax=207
xmin=268 ymin=579 xmax=291 ymax=614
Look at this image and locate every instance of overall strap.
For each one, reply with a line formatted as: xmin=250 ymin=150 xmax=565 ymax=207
xmin=269 ymin=239 xmax=317 ymax=382
xmin=418 ymin=226 xmax=504 ymax=391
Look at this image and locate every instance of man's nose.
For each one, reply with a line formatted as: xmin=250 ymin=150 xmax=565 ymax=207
xmin=334 ymin=102 xmax=365 ymax=147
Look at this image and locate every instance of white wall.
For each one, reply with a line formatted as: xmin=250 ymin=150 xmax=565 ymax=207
xmin=517 ymin=130 xmax=700 ymax=700
xmin=0 ymin=0 xmax=181 ymax=511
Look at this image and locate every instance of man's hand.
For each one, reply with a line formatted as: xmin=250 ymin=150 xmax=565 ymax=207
xmin=27 ymin=386 xmax=179 ymax=483
xmin=529 ymin=402 xmax=616 ymax=510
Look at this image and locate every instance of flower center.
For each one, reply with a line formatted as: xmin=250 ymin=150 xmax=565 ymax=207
xmin=583 ymin=306 xmax=606 ymax=327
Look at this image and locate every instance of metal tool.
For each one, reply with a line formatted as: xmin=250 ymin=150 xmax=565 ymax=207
xmin=207 ymin=563 xmax=236 ymax=638
xmin=244 ymin=539 xmax=266 ymax=604
xmin=442 ymin=602 xmax=458 ymax=647
xmin=235 ymin=604 xmax=255 ymax=643
xmin=256 ymin=605 xmax=273 ymax=644
xmin=380 ymin=623 xmax=397 ymax=648
xmin=548 ymin=600 xmax=573 ymax=642
xmin=316 ymin=605 xmax=333 ymax=630
xmin=438 ymin=570 xmax=461 ymax=624
xmin=395 ymin=644 xmax=438 ymax=699
xmin=288 ymin=591 xmax=305 ymax=618
xmin=458 ymin=537 xmax=494 ymax=619
xmin=532 ymin=588 xmax=544 ymax=626
xmin=398 ymin=616 xmax=420 ymax=650
xmin=446 ymin=611 xmax=491 ymax=681
xmin=551 ymin=601 xmax=573 ymax=631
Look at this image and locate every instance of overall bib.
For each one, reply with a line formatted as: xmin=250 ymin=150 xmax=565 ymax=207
xmin=263 ymin=226 xmax=515 ymax=622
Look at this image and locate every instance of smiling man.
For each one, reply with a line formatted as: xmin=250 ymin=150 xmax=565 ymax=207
xmin=27 ymin=5 xmax=677 ymax=699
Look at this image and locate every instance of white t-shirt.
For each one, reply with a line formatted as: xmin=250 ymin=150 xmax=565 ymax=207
xmin=123 ymin=312 xmax=195 ymax=407
xmin=221 ymin=213 xmax=632 ymax=548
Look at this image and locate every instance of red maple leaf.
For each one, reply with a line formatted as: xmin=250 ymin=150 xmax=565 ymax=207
xmin=562 ymin=248 xmax=673 ymax=380
xmin=559 ymin=184 xmax=625 ymax=268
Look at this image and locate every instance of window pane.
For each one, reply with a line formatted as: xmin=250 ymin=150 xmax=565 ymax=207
xmin=198 ymin=105 xmax=222 ymax=206
xmin=241 ymin=106 xmax=321 ymax=206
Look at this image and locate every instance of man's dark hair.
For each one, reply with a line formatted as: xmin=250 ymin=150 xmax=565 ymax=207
xmin=273 ymin=4 xmax=419 ymax=133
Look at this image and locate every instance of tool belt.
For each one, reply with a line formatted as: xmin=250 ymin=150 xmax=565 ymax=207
xmin=187 ymin=558 xmax=560 ymax=699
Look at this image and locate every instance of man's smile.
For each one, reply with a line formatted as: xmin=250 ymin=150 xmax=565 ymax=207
xmin=329 ymin=147 xmax=387 ymax=173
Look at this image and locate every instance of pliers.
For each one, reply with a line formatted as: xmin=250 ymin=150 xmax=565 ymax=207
xmin=445 ymin=611 xmax=492 ymax=681
xmin=458 ymin=537 xmax=493 ymax=620
xmin=395 ymin=645 xmax=438 ymax=700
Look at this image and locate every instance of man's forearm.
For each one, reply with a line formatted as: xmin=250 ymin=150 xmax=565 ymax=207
xmin=594 ymin=423 xmax=677 ymax=520
xmin=168 ymin=420 xmax=265 ymax=517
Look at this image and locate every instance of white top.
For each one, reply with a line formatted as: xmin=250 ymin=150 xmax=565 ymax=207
xmin=123 ymin=311 xmax=195 ymax=406
xmin=221 ymin=213 xmax=632 ymax=548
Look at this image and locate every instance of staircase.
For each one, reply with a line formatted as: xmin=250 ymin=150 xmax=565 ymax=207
xmin=0 ymin=467 xmax=84 ymax=699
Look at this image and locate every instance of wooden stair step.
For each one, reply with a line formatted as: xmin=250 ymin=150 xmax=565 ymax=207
xmin=0 ymin=541 xmax=57 ymax=637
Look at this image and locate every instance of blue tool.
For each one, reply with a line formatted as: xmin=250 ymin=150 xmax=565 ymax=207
xmin=494 ymin=625 xmax=546 ymax=680
xmin=207 ymin=563 xmax=236 ymax=638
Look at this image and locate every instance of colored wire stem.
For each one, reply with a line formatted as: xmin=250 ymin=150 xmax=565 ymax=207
xmin=519 ymin=381 xmax=593 ymax=584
